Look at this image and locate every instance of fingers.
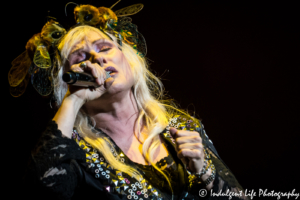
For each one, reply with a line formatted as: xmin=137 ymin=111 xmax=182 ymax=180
xmin=70 ymin=61 xmax=108 ymax=86
xmin=170 ymin=127 xmax=200 ymax=138
xmin=177 ymin=149 xmax=202 ymax=160
xmin=169 ymin=127 xmax=203 ymax=157
xmin=170 ymin=128 xmax=202 ymax=143
xmin=176 ymin=143 xmax=203 ymax=162
xmin=169 ymin=127 xmax=178 ymax=136
xmin=175 ymin=135 xmax=202 ymax=144
xmin=178 ymin=142 xmax=203 ymax=150
xmin=170 ymin=124 xmax=205 ymax=173
xmin=176 ymin=139 xmax=203 ymax=160
xmin=83 ymin=61 xmax=102 ymax=85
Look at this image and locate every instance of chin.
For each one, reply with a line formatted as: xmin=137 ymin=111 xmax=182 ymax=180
xmin=106 ymin=81 xmax=133 ymax=95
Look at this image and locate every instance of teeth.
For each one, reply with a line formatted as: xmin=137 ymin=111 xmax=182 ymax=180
xmin=106 ymin=71 xmax=111 ymax=79
xmin=107 ymin=71 xmax=112 ymax=74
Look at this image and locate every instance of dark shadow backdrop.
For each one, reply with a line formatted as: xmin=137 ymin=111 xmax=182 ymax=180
xmin=4 ymin=0 xmax=299 ymax=197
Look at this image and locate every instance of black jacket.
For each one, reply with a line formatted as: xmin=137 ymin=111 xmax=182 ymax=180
xmin=24 ymin=115 xmax=247 ymax=200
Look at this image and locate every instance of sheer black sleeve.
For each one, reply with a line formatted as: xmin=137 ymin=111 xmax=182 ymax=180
xmin=189 ymin=121 xmax=248 ymax=200
xmin=28 ymin=121 xmax=86 ymax=200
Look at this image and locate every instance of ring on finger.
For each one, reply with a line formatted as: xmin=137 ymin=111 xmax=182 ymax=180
xmin=80 ymin=62 xmax=87 ymax=69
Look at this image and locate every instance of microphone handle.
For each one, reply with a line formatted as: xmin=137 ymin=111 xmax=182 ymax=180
xmin=62 ymin=71 xmax=111 ymax=87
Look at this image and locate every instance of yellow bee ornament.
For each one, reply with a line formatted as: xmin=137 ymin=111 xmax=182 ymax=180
xmin=8 ymin=20 xmax=66 ymax=97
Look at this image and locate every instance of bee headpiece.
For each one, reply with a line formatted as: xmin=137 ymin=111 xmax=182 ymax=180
xmin=8 ymin=0 xmax=145 ymax=97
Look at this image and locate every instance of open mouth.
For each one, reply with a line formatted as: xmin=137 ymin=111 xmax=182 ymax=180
xmin=105 ymin=67 xmax=117 ymax=76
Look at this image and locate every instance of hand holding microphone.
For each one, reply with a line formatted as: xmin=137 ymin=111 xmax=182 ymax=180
xmin=62 ymin=61 xmax=115 ymax=104
xmin=63 ymin=62 xmax=111 ymax=88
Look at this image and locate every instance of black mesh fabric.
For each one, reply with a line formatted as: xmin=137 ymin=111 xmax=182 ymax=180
xmin=23 ymin=117 xmax=248 ymax=200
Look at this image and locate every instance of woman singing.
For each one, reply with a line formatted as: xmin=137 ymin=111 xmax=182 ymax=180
xmin=10 ymin=3 xmax=248 ymax=200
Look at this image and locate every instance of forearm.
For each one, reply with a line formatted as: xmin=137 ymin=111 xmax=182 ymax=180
xmin=29 ymin=120 xmax=86 ymax=200
xmin=53 ymin=96 xmax=84 ymax=138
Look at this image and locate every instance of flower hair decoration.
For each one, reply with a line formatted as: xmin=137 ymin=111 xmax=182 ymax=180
xmin=8 ymin=0 xmax=146 ymax=97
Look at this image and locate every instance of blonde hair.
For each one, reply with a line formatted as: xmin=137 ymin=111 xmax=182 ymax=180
xmin=53 ymin=25 xmax=195 ymax=195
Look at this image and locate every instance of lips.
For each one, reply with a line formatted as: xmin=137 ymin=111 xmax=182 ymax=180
xmin=104 ymin=66 xmax=118 ymax=75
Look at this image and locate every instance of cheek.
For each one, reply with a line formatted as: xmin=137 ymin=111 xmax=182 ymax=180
xmin=114 ymin=52 xmax=133 ymax=82
xmin=122 ymin=57 xmax=133 ymax=82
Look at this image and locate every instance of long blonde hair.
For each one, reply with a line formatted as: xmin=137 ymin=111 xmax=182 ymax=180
xmin=53 ymin=25 xmax=193 ymax=194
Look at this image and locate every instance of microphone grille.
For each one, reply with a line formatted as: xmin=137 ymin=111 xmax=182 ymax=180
xmin=62 ymin=72 xmax=74 ymax=83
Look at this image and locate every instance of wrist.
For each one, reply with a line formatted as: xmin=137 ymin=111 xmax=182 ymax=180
xmin=187 ymin=149 xmax=216 ymax=190
xmin=202 ymin=165 xmax=215 ymax=190
xmin=64 ymin=94 xmax=85 ymax=111
xmin=53 ymin=95 xmax=84 ymax=138
xmin=201 ymin=166 xmax=212 ymax=181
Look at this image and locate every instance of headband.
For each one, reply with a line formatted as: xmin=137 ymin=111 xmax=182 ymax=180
xmin=8 ymin=1 xmax=146 ymax=97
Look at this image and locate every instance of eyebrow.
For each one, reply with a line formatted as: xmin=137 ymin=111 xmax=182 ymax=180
xmin=70 ymin=38 xmax=111 ymax=55
xmin=92 ymin=38 xmax=108 ymax=44
xmin=70 ymin=47 xmax=83 ymax=55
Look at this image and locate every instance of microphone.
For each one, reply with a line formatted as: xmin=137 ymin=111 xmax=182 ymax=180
xmin=62 ymin=71 xmax=111 ymax=87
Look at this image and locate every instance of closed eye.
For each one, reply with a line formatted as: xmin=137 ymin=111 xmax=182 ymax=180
xmin=72 ymin=48 xmax=110 ymax=64
xmin=98 ymin=44 xmax=112 ymax=52
xmin=100 ymin=48 xmax=111 ymax=52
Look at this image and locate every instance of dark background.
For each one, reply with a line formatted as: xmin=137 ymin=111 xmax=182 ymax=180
xmin=4 ymin=0 xmax=299 ymax=198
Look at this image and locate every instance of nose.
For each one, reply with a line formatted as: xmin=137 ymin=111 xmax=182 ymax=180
xmin=89 ymin=51 xmax=107 ymax=67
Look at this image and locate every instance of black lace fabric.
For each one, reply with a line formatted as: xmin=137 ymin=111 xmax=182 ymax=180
xmin=24 ymin=118 xmax=248 ymax=200
xmin=133 ymin=144 xmax=248 ymax=200
xmin=28 ymin=121 xmax=86 ymax=200
xmin=191 ymin=120 xmax=249 ymax=200
xmin=208 ymin=157 xmax=248 ymax=200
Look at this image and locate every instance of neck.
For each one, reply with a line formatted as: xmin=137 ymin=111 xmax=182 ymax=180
xmin=82 ymin=89 xmax=145 ymax=146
